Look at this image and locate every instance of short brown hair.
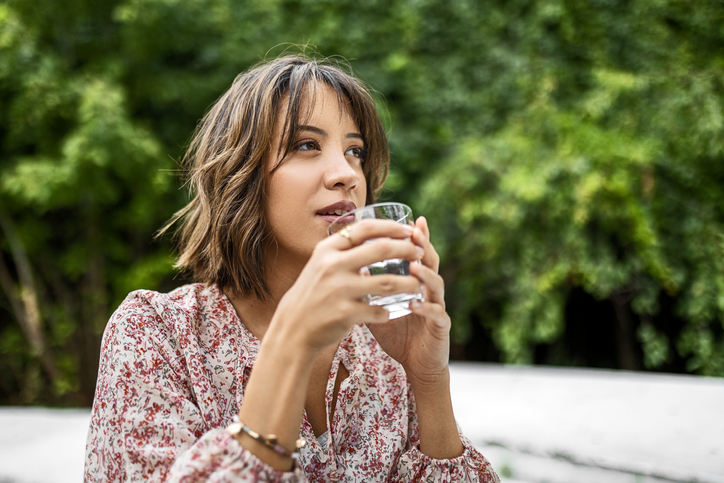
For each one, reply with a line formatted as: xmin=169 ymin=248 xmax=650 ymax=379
xmin=162 ymin=54 xmax=389 ymax=299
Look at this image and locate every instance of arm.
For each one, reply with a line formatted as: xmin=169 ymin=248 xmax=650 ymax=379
xmin=83 ymin=291 xmax=306 ymax=483
xmin=389 ymin=375 xmax=500 ymax=482
xmin=230 ymin=330 xmax=315 ymax=471
xmin=367 ymin=217 xmax=500 ymax=481
xmin=228 ymin=219 xmax=424 ymax=471
xmin=410 ymin=370 xmax=464 ymax=459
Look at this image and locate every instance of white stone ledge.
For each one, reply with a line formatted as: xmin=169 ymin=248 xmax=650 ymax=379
xmin=450 ymin=363 xmax=724 ymax=483
xmin=1 ymin=363 xmax=722 ymax=483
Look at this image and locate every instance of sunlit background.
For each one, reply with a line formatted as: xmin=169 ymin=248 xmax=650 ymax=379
xmin=1 ymin=0 xmax=723 ymax=412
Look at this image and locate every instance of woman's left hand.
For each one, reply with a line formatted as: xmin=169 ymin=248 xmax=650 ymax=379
xmin=365 ymin=216 xmax=451 ymax=389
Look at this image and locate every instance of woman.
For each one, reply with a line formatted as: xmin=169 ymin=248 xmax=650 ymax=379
xmin=85 ymin=54 xmax=500 ymax=482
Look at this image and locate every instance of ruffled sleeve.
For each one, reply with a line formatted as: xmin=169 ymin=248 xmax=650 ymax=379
xmin=389 ymin=433 xmax=499 ymax=482
xmin=167 ymin=429 xmax=305 ymax=482
xmin=387 ymin=381 xmax=500 ymax=483
xmin=83 ymin=290 xmax=307 ymax=482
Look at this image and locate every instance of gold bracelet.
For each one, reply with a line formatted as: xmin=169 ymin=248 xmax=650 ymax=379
xmin=227 ymin=415 xmax=306 ymax=460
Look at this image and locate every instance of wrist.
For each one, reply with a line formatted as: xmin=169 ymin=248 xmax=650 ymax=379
xmin=228 ymin=416 xmax=304 ymax=472
xmin=408 ymin=368 xmax=464 ymax=460
xmin=410 ymin=370 xmax=453 ymax=416
xmin=406 ymin=366 xmax=451 ymax=398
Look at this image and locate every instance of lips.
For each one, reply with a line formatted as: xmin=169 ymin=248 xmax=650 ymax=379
xmin=316 ymin=200 xmax=357 ymax=223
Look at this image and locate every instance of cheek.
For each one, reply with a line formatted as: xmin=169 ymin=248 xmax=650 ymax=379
xmin=265 ymin=170 xmax=315 ymax=233
xmin=269 ymin=169 xmax=316 ymax=205
xmin=266 ymin=179 xmax=295 ymax=227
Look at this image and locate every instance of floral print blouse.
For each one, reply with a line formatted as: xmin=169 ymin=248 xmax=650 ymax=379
xmin=84 ymin=283 xmax=499 ymax=482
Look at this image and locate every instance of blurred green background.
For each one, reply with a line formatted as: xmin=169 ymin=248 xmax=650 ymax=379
xmin=1 ymin=0 xmax=723 ymax=406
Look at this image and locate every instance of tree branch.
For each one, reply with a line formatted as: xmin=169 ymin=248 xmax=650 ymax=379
xmin=0 ymin=210 xmax=60 ymax=382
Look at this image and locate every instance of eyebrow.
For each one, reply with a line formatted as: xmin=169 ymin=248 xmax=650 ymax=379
xmin=298 ymin=125 xmax=363 ymax=141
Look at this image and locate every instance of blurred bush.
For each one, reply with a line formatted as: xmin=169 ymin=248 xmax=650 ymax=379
xmin=0 ymin=0 xmax=722 ymax=405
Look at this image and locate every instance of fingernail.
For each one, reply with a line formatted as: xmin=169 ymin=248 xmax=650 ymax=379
xmin=416 ymin=246 xmax=424 ymax=257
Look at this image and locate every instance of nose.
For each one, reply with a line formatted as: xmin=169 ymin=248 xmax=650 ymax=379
xmin=323 ymin=150 xmax=360 ymax=192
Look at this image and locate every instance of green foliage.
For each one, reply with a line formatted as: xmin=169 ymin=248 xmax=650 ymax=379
xmin=1 ymin=0 xmax=723 ymax=405
xmin=417 ymin=1 xmax=724 ymax=374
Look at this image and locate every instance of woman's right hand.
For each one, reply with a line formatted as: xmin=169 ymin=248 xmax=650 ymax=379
xmin=268 ymin=218 xmax=423 ymax=356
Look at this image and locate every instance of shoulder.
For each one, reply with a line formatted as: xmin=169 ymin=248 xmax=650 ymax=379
xmin=103 ymin=283 xmax=234 ymax=347
xmin=108 ymin=283 xmax=202 ymax=328
xmin=115 ymin=282 xmax=216 ymax=317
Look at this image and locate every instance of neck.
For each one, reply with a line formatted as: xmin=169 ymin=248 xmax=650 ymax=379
xmin=227 ymin=244 xmax=308 ymax=340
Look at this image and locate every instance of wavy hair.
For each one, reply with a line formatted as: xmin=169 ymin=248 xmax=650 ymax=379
xmin=161 ymin=54 xmax=389 ymax=299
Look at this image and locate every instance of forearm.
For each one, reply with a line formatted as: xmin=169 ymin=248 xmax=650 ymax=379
xmin=410 ymin=369 xmax=464 ymax=460
xmin=236 ymin=329 xmax=314 ymax=471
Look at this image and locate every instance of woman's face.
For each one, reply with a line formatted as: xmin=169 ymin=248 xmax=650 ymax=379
xmin=264 ymin=83 xmax=368 ymax=263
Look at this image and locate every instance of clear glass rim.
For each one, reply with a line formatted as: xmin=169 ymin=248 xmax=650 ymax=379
xmin=355 ymin=201 xmax=410 ymax=215
xmin=327 ymin=201 xmax=412 ymax=235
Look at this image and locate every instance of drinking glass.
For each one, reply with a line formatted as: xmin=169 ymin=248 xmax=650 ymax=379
xmin=327 ymin=202 xmax=424 ymax=319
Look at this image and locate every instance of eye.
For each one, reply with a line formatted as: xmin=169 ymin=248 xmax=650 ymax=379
xmin=295 ymin=140 xmax=319 ymax=151
xmin=345 ymin=146 xmax=367 ymax=161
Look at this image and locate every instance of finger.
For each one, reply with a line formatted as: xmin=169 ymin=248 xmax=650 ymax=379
xmin=417 ymin=215 xmax=430 ymax=238
xmin=327 ymin=219 xmax=414 ymax=251
xmin=409 ymin=300 xmax=451 ymax=331
xmin=352 ymin=274 xmax=422 ymax=300
xmin=412 ymin=217 xmax=429 ymax=247
xmin=353 ymin=300 xmax=391 ymax=324
xmin=409 ymin=262 xmax=445 ymax=305
xmin=411 ymin=216 xmax=440 ymax=272
xmin=343 ymin=238 xmax=422 ymax=270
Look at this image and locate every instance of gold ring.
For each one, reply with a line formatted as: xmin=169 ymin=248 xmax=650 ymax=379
xmin=338 ymin=226 xmax=355 ymax=247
